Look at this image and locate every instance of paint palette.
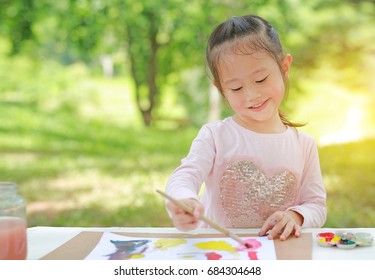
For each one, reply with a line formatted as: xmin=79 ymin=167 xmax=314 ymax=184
xmin=316 ymin=231 xmax=374 ymax=249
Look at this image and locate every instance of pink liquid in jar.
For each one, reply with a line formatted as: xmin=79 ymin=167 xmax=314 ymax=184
xmin=0 ymin=217 xmax=27 ymax=260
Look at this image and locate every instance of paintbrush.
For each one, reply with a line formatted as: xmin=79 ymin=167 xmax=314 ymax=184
xmin=156 ymin=189 xmax=251 ymax=248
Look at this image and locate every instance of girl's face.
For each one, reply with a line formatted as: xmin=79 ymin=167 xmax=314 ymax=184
xmin=216 ymin=49 xmax=292 ymax=133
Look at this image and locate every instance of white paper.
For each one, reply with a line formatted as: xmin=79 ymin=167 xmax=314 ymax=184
xmin=84 ymin=232 xmax=277 ymax=260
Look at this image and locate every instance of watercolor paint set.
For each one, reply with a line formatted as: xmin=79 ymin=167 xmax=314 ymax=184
xmin=316 ymin=231 xmax=374 ymax=249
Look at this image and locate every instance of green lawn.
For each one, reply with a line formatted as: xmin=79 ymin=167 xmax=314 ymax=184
xmin=1 ymin=76 xmax=374 ymax=229
xmin=320 ymin=139 xmax=375 ymax=227
xmin=0 ymin=107 xmax=197 ymax=227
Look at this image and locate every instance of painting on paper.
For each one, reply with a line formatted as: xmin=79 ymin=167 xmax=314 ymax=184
xmin=84 ymin=232 xmax=277 ymax=260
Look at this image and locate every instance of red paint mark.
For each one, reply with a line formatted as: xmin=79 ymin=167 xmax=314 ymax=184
xmin=205 ymin=252 xmax=222 ymax=260
xmin=248 ymin=251 xmax=259 ymax=260
xmin=316 ymin=232 xmax=335 ymax=242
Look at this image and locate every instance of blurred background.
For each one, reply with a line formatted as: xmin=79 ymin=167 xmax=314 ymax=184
xmin=0 ymin=0 xmax=374 ymax=228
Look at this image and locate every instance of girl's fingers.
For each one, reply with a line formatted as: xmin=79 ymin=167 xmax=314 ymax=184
xmin=259 ymin=218 xmax=276 ymax=236
xmin=294 ymin=224 xmax=302 ymax=237
xmin=166 ymin=201 xmax=181 ymax=214
xmin=192 ymin=202 xmax=205 ymax=219
xmin=173 ymin=212 xmax=200 ymax=231
xmin=279 ymin=220 xmax=295 ymax=241
xmin=275 ymin=215 xmax=302 ymax=240
xmin=259 ymin=211 xmax=283 ymax=237
xmin=260 ymin=211 xmax=302 ymax=240
xmin=167 ymin=198 xmax=205 ymax=231
xmin=267 ymin=219 xmax=286 ymax=239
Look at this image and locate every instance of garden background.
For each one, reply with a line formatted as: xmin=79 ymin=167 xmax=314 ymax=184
xmin=1 ymin=0 xmax=374 ymax=228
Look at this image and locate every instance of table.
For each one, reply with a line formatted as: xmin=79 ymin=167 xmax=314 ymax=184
xmin=26 ymin=226 xmax=375 ymax=260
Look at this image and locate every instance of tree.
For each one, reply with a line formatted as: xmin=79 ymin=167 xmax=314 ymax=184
xmin=118 ymin=0 xmax=210 ymax=126
xmin=122 ymin=1 xmax=167 ymax=126
xmin=1 ymin=0 xmax=373 ymax=127
xmin=0 ymin=0 xmax=36 ymax=55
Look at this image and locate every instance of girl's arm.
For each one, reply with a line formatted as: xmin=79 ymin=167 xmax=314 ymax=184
xmin=288 ymin=138 xmax=327 ymax=228
xmin=165 ymin=125 xmax=216 ymax=227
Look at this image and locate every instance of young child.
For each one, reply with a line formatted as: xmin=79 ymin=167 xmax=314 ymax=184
xmin=165 ymin=15 xmax=326 ymax=241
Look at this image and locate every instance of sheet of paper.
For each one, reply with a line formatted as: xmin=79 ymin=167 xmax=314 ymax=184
xmin=84 ymin=232 xmax=277 ymax=260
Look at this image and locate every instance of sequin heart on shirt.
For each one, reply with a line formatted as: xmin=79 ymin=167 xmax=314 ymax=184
xmin=220 ymin=160 xmax=297 ymax=228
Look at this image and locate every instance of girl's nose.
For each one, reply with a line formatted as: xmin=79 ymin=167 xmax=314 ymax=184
xmin=244 ymin=87 xmax=261 ymax=101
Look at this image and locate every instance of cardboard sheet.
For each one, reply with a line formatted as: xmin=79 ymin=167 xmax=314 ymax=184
xmin=40 ymin=231 xmax=312 ymax=260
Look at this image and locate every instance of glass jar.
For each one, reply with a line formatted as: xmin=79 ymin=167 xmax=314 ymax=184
xmin=0 ymin=182 xmax=27 ymax=260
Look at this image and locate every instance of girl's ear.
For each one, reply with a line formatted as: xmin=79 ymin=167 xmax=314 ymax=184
xmin=212 ymin=80 xmax=220 ymax=89
xmin=282 ymin=54 xmax=293 ymax=78
xmin=212 ymin=80 xmax=224 ymax=95
xmin=212 ymin=80 xmax=225 ymax=100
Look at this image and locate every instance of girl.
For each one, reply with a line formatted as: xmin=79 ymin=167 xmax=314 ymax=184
xmin=165 ymin=15 xmax=326 ymax=241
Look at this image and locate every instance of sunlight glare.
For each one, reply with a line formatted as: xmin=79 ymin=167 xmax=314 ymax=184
xmin=318 ymin=104 xmax=365 ymax=146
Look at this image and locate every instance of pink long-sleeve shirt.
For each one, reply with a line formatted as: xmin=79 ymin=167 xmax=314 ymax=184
xmin=166 ymin=117 xmax=326 ymax=228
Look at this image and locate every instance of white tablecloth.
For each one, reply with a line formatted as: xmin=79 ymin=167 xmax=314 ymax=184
xmin=26 ymin=226 xmax=375 ymax=260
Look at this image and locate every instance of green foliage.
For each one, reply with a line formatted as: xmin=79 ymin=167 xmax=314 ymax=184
xmin=0 ymin=0 xmax=36 ymax=55
xmin=0 ymin=54 xmax=92 ymax=114
xmin=2 ymin=0 xmax=374 ymax=126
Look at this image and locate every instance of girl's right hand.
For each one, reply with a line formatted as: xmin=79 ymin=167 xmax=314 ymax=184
xmin=166 ymin=198 xmax=205 ymax=231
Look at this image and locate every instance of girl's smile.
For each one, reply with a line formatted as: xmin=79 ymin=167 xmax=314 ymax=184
xmin=248 ymin=98 xmax=271 ymax=112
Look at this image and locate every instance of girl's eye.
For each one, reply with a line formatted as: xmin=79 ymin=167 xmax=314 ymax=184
xmin=231 ymin=87 xmax=242 ymax=92
xmin=256 ymin=76 xmax=268 ymax=83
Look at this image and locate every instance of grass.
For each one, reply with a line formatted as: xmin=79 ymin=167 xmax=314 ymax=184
xmin=0 ymin=60 xmax=196 ymax=228
xmin=0 ymin=98 xmax=199 ymax=227
xmin=1 ymin=68 xmax=374 ymax=228
xmin=320 ymin=139 xmax=375 ymax=227
xmin=0 ymin=109 xmax=198 ymax=227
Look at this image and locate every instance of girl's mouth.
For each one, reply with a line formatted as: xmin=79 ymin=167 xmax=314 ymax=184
xmin=249 ymin=99 xmax=269 ymax=111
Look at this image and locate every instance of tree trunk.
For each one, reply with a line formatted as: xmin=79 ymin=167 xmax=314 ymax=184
xmin=125 ymin=13 xmax=159 ymax=127
xmin=144 ymin=13 xmax=159 ymax=126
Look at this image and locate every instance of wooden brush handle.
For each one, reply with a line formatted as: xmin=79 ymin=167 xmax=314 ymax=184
xmin=156 ymin=189 xmax=247 ymax=246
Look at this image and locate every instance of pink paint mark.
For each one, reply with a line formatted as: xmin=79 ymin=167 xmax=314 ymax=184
xmin=235 ymin=238 xmax=262 ymax=260
xmin=205 ymin=252 xmax=222 ymax=260
xmin=237 ymin=238 xmax=262 ymax=251
xmin=248 ymin=251 xmax=259 ymax=260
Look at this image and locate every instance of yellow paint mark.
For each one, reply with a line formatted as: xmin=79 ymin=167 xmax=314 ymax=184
xmin=154 ymin=238 xmax=187 ymax=250
xmin=130 ymin=254 xmax=145 ymax=259
xmin=194 ymin=241 xmax=235 ymax=252
xmin=331 ymin=236 xmax=341 ymax=243
xmin=181 ymin=255 xmax=194 ymax=259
